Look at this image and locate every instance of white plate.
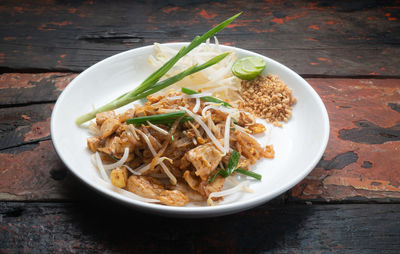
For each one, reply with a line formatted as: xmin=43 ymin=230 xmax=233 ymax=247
xmin=51 ymin=43 xmax=329 ymax=218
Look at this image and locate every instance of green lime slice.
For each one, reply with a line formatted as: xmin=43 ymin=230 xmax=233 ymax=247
xmin=232 ymin=56 xmax=266 ymax=80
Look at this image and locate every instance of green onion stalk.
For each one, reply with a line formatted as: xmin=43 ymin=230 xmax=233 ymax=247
xmin=181 ymin=87 xmax=232 ymax=107
xmin=209 ymin=150 xmax=262 ymax=183
xmin=76 ymin=12 xmax=241 ymax=125
xmin=126 ymin=111 xmax=194 ymax=126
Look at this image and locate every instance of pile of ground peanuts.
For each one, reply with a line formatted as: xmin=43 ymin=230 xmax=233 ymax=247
xmin=240 ymin=75 xmax=296 ymax=127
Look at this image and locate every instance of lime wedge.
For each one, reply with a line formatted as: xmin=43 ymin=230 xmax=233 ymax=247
xmin=232 ymin=56 xmax=266 ymax=80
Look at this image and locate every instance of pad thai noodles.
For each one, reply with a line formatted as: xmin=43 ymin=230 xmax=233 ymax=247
xmin=87 ymin=91 xmax=275 ymax=206
xmin=79 ymin=13 xmax=295 ymax=206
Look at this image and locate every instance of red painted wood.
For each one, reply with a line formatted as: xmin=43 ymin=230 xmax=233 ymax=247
xmin=0 ymin=74 xmax=399 ymax=202
xmin=291 ymin=78 xmax=400 ymax=201
xmin=1 ymin=1 xmax=399 ymax=250
xmin=0 ymin=73 xmax=76 ymax=105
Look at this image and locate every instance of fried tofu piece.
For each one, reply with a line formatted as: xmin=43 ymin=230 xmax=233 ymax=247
xmin=147 ymin=94 xmax=163 ymax=104
xmin=126 ymin=175 xmax=164 ymax=199
xmin=87 ymin=137 xmax=101 ymax=152
xmin=96 ymin=111 xmax=116 ymax=125
xmin=110 ymin=167 xmax=128 ymax=188
xmin=100 ymin=118 xmax=120 ymax=138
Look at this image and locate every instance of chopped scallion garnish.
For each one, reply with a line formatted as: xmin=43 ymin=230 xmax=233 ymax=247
xmin=126 ymin=111 xmax=194 ymax=126
xmin=75 ymin=12 xmax=241 ymax=125
xmin=235 ymin=168 xmax=262 ymax=180
xmin=181 ymin=87 xmax=232 ymax=107
xmin=209 ymin=150 xmax=262 ymax=183
xmin=226 ymin=150 xmax=240 ymax=175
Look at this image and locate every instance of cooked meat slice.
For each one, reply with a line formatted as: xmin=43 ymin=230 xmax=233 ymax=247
xmin=235 ymin=131 xmax=263 ymax=164
xmin=159 ymin=190 xmax=189 ymax=206
xmin=126 ymin=175 xmax=164 ymax=199
xmin=87 ymin=137 xmax=101 ymax=152
xmin=179 ymin=153 xmax=191 ymax=170
xmin=183 ymin=170 xmax=200 ymax=192
xmin=170 ymin=181 xmax=204 ymax=201
xmin=199 ymin=175 xmax=225 ymax=197
xmin=238 ymin=111 xmax=255 ymax=126
xmin=96 ymin=110 xmax=116 ymax=125
xmin=100 ymin=118 xmax=121 ymax=138
xmin=186 ymin=143 xmax=223 ymax=181
xmin=211 ymin=110 xmax=228 ymax=123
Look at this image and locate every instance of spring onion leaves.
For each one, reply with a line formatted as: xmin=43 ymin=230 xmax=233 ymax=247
xmin=126 ymin=111 xmax=194 ymax=126
xmin=209 ymin=150 xmax=262 ymax=183
xmin=181 ymin=87 xmax=232 ymax=107
xmin=75 ymin=12 xmax=241 ymax=125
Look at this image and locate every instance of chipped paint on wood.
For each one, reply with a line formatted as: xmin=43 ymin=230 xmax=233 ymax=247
xmin=0 ymin=74 xmax=399 ymax=202
xmin=291 ymin=78 xmax=400 ymax=202
xmin=0 ymin=141 xmax=77 ymax=200
xmin=0 ymin=73 xmax=76 ymax=105
xmin=199 ymin=9 xmax=217 ymax=19
xmin=23 ymin=117 xmax=50 ymax=142
xmin=0 ymin=104 xmax=53 ymax=149
xmin=308 ymin=24 xmax=320 ymax=30
xmin=323 ymin=176 xmax=400 ymax=193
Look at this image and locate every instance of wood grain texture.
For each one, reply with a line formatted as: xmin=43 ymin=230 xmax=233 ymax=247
xmin=0 ymin=0 xmax=399 ymax=75
xmin=0 ymin=202 xmax=399 ymax=253
xmin=0 ymin=73 xmax=76 ymax=106
xmin=0 ymin=140 xmax=83 ymax=201
xmin=0 ymin=74 xmax=399 ymax=202
xmin=291 ymin=78 xmax=400 ymax=202
xmin=0 ymin=104 xmax=52 ymax=150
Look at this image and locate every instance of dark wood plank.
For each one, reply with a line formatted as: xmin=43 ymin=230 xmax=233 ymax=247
xmin=0 ymin=0 xmax=399 ymax=75
xmin=0 ymin=75 xmax=399 ymax=202
xmin=0 ymin=103 xmax=52 ymax=150
xmin=0 ymin=140 xmax=83 ymax=201
xmin=0 ymin=202 xmax=399 ymax=253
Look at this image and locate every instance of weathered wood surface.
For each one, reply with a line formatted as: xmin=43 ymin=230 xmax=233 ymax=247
xmin=0 ymin=73 xmax=399 ymax=202
xmin=0 ymin=73 xmax=76 ymax=106
xmin=0 ymin=0 xmax=399 ymax=76
xmin=292 ymin=78 xmax=400 ymax=202
xmin=1 ymin=1 xmax=399 ymax=252
xmin=1 ymin=202 xmax=399 ymax=253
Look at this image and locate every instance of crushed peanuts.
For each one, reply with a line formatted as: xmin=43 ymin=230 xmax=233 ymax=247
xmin=240 ymin=75 xmax=296 ymax=126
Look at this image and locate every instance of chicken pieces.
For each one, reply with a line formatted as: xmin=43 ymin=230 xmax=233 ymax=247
xmin=185 ymin=143 xmax=223 ymax=181
xmin=126 ymin=175 xmax=189 ymax=206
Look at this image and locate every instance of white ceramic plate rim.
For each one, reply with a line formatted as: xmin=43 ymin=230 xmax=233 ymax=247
xmin=51 ymin=43 xmax=329 ymax=217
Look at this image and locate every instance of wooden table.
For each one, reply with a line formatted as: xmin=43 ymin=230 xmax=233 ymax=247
xmin=1 ymin=1 xmax=399 ymax=252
